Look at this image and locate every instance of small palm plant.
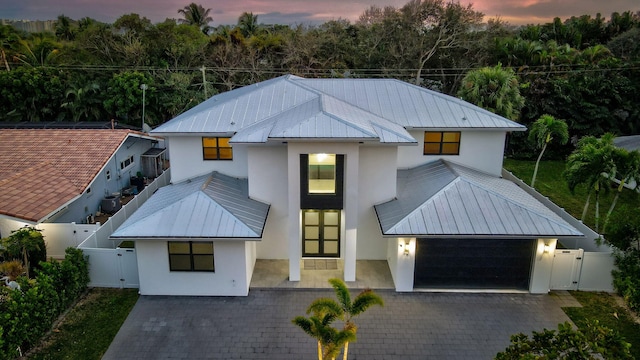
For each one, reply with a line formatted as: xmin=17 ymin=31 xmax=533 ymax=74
xmin=293 ymin=278 xmax=384 ymax=360
xmin=528 ymin=114 xmax=569 ymax=188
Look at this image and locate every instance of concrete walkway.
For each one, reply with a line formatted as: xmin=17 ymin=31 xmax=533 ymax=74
xmin=102 ymin=290 xmax=576 ymax=360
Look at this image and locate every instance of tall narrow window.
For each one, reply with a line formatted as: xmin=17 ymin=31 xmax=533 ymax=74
xmin=168 ymin=241 xmax=214 ymax=272
xmin=424 ymin=131 xmax=461 ymax=155
xmin=308 ymin=153 xmax=336 ymax=194
xmin=203 ymin=137 xmax=233 ymax=160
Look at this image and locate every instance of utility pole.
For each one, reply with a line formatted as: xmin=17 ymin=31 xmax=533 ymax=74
xmin=200 ymin=65 xmax=207 ymax=98
xmin=140 ymin=84 xmax=148 ymax=132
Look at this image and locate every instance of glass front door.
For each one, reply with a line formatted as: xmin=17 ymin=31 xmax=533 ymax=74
xmin=302 ymin=209 xmax=340 ymax=257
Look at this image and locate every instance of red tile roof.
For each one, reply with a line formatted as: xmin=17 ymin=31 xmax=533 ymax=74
xmin=0 ymin=129 xmax=138 ymax=222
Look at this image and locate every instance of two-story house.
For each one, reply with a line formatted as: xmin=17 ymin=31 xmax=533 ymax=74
xmin=111 ymin=75 xmax=586 ymax=296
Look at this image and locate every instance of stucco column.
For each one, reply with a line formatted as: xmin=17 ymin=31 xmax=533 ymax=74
xmin=394 ymin=238 xmax=416 ymax=291
xmin=287 ymin=147 xmax=301 ymax=281
xmin=529 ymin=238 xmax=557 ymax=294
xmin=343 ymin=150 xmax=358 ymax=282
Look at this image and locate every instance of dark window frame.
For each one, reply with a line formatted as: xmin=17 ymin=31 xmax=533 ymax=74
xmin=202 ymin=137 xmax=233 ymax=161
xmin=168 ymin=241 xmax=215 ymax=272
xmin=423 ymin=131 xmax=461 ymax=155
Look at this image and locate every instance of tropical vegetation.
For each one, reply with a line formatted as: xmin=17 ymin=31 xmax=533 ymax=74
xmin=0 ymin=2 xmax=637 ymax=149
xmin=293 ymin=278 xmax=383 ymax=360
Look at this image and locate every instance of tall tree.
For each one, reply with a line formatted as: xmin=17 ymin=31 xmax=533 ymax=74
xmin=457 ymin=64 xmax=525 ymax=121
xmin=55 ymin=14 xmax=76 ymax=41
xmin=238 ymin=12 xmax=259 ymax=38
xmin=178 ymin=3 xmax=213 ymax=34
xmin=564 ymin=133 xmax=616 ymax=232
xmin=528 ymin=115 xmax=569 ymax=188
xmin=603 ymin=148 xmax=640 ymax=232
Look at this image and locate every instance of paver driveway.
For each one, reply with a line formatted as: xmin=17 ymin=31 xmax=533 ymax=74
xmin=102 ymin=289 xmax=572 ymax=359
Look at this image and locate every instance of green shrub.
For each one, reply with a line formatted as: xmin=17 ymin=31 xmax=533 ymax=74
xmin=0 ymin=247 xmax=89 ymax=359
xmin=612 ymin=249 xmax=640 ymax=313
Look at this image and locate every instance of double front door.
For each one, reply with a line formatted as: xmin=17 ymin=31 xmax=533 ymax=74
xmin=302 ymin=209 xmax=340 ymax=257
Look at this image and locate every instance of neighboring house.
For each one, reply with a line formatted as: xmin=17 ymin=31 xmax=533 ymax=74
xmin=0 ymin=129 xmax=165 ymax=248
xmin=111 ymin=75 xmax=588 ymax=296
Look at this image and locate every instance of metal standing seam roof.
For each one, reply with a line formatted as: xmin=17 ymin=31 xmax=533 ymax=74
xmin=151 ymin=75 xmax=526 ymax=138
xmin=374 ymin=160 xmax=584 ymax=238
xmin=110 ymin=172 xmax=270 ymax=239
xmin=614 ymin=135 xmax=640 ymax=152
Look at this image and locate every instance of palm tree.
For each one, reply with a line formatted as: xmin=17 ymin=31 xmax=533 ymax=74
xmin=238 ymin=12 xmax=259 ymax=37
xmin=528 ymin=115 xmax=569 ymax=188
xmin=457 ymin=64 xmax=525 ymax=121
xmin=55 ymin=14 xmax=75 ymax=41
xmin=305 ymin=278 xmax=384 ymax=360
xmin=603 ymin=148 xmax=640 ymax=232
xmin=564 ymin=134 xmax=616 ymax=232
xmin=292 ymin=307 xmax=356 ymax=360
xmin=178 ymin=3 xmax=213 ymax=34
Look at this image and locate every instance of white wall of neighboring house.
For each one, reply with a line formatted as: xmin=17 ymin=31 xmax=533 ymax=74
xmin=135 ymin=240 xmax=250 ymax=296
xmin=398 ymin=130 xmax=507 ymax=176
xmin=168 ymin=136 xmax=248 ymax=183
xmin=247 ymin=145 xmax=289 ymax=259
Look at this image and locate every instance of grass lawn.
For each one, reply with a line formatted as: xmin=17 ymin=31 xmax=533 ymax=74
xmin=26 ymin=288 xmax=139 ymax=360
xmin=503 ymin=158 xmax=640 ymax=231
xmin=565 ymin=291 xmax=640 ymax=359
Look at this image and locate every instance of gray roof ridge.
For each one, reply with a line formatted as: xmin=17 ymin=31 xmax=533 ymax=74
xmin=199 ymin=171 xmax=263 ymax=236
xmin=385 ymin=176 xmax=462 ymax=234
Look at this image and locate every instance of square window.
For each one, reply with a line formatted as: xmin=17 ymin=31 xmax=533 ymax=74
xmin=424 ymin=131 xmax=461 ymax=155
xmin=168 ymin=241 xmax=214 ymax=272
xmin=203 ymin=137 xmax=233 ymax=160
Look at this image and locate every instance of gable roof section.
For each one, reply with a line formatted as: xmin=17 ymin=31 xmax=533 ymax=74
xmin=151 ymin=75 xmax=525 ymax=139
xmin=375 ymin=160 xmax=583 ymax=238
xmin=230 ymin=95 xmax=416 ymax=143
xmin=110 ymin=172 xmax=269 ymax=239
xmin=0 ymin=129 xmax=139 ymax=223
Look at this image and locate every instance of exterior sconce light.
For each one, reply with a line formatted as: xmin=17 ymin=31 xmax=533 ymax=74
xmin=404 ymin=240 xmax=410 ymax=256
xmin=543 ymin=243 xmax=550 ymax=254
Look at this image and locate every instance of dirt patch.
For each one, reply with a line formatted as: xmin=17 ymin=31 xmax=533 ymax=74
xmin=613 ymin=293 xmax=640 ymax=325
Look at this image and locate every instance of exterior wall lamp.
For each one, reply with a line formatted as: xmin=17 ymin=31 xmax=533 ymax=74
xmin=399 ymin=240 xmax=411 ymax=256
xmin=543 ymin=242 xmax=550 ymax=254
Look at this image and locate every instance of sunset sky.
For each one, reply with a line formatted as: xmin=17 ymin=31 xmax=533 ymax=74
xmin=2 ymin=0 xmax=639 ymax=26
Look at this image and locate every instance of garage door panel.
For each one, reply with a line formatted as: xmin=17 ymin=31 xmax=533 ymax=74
xmin=414 ymin=239 xmax=534 ymax=290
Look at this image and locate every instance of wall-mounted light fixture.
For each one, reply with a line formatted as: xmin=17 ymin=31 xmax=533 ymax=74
xmin=543 ymin=242 xmax=550 ymax=254
xmin=403 ymin=240 xmax=410 ymax=256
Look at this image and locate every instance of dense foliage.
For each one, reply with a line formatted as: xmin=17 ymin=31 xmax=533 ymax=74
xmin=0 ymin=3 xmax=638 ymax=151
xmin=0 ymin=248 xmax=90 ymax=360
xmin=607 ymin=207 xmax=640 ymax=313
xmin=495 ymin=321 xmax=633 ymax=359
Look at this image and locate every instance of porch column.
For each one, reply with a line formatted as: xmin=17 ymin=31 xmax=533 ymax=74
xmin=343 ymin=151 xmax=359 ymax=282
xmin=530 ymin=238 xmax=557 ymax=294
xmin=287 ymin=147 xmax=301 ymax=281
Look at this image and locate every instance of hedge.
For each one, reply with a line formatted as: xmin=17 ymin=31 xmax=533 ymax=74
xmin=0 ymin=247 xmax=89 ymax=359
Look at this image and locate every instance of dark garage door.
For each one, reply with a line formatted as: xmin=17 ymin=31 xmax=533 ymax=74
xmin=414 ymin=238 xmax=535 ymax=290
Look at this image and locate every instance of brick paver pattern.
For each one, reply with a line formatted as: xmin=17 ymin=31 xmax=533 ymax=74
xmin=102 ymin=290 xmax=571 ymax=360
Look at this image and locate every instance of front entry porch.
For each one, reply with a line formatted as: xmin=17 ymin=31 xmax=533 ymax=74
xmin=250 ymin=259 xmax=394 ymax=289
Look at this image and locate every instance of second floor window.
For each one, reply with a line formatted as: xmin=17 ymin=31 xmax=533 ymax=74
xmin=203 ymin=137 xmax=232 ymax=160
xmin=424 ymin=131 xmax=461 ymax=155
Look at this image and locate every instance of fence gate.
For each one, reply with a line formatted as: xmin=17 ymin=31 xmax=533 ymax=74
xmin=550 ymin=249 xmax=584 ymax=290
xmin=117 ymin=248 xmax=139 ymax=288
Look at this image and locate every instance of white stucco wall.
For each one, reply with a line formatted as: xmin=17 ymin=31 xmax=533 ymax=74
xmin=357 ymin=146 xmax=397 ymax=259
xmin=135 ymin=240 xmax=250 ymax=296
xmin=167 ymin=136 xmax=249 ymax=183
xmin=247 ymin=145 xmax=289 ymax=259
xmin=529 ymin=238 xmax=557 ymax=294
xmin=398 ymin=130 xmax=507 ymax=176
xmin=387 ymin=238 xmax=415 ymax=292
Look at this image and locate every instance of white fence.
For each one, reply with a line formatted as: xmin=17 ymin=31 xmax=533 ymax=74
xmin=503 ymin=170 xmax=615 ymax=292
xmin=78 ymin=170 xmax=170 ymax=288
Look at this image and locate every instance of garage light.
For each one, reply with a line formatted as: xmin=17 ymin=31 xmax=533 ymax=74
xmin=543 ymin=243 xmax=550 ymax=254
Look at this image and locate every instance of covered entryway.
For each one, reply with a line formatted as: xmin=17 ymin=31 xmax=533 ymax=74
xmin=302 ymin=210 xmax=340 ymax=257
xmin=414 ymin=238 xmax=535 ymax=290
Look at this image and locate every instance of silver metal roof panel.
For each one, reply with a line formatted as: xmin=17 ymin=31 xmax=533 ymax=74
xmin=375 ymin=160 xmax=583 ymax=237
xmin=152 ymin=75 xmax=525 ymax=138
xmin=111 ymin=172 xmax=269 ymax=239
